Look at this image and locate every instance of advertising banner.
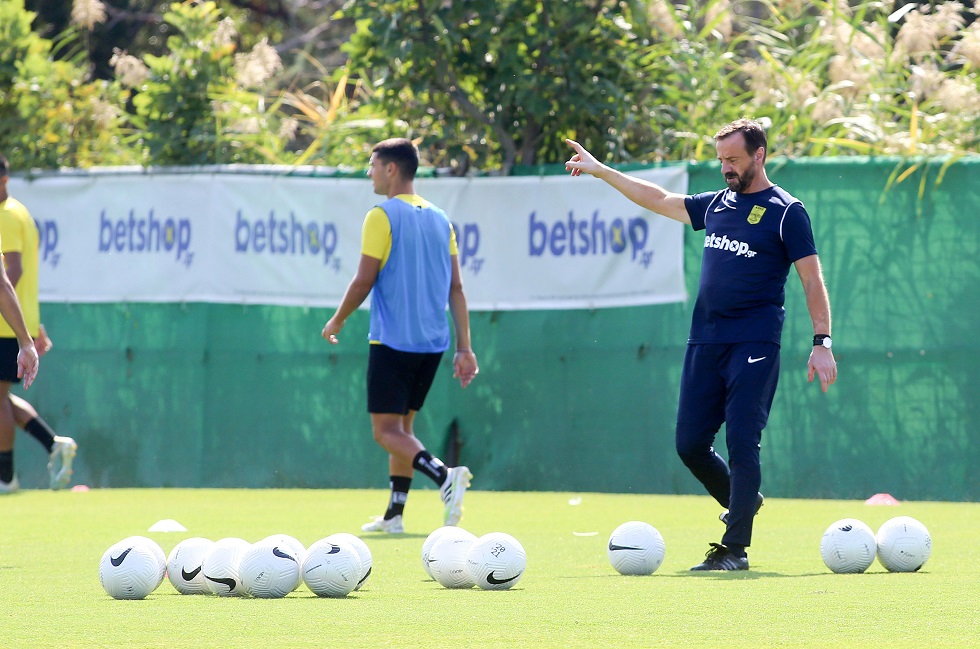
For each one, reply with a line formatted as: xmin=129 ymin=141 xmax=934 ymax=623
xmin=10 ymin=167 xmax=687 ymax=310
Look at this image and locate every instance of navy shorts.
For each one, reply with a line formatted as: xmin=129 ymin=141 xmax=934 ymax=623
xmin=0 ymin=338 xmax=20 ymax=383
xmin=367 ymin=344 xmax=444 ymax=415
xmin=0 ymin=338 xmax=22 ymax=383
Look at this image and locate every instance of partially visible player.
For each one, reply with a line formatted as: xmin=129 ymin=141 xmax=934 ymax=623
xmin=322 ymin=138 xmax=479 ymax=532
xmin=0 ymin=154 xmax=73 ymax=494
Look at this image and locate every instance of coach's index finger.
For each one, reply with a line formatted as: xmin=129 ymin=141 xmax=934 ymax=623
xmin=565 ymin=138 xmax=589 ymax=176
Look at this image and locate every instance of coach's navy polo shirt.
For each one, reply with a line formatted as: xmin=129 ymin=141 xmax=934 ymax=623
xmin=684 ymin=186 xmax=817 ymax=345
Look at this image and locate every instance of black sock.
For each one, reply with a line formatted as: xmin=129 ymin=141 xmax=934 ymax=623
xmin=727 ymin=543 xmax=747 ymax=558
xmin=412 ymin=450 xmax=449 ymax=487
xmin=0 ymin=451 xmax=13 ymax=483
xmin=384 ymin=476 xmax=412 ymax=520
xmin=24 ymin=417 xmax=56 ymax=454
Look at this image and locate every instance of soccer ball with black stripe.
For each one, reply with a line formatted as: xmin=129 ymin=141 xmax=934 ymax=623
xmin=99 ymin=542 xmax=162 ymax=600
xmin=876 ymin=516 xmax=931 ymax=573
xmin=607 ymin=521 xmax=665 ymax=576
xmin=465 ymin=532 xmax=527 ymax=591
xmin=325 ymin=533 xmax=372 ymax=591
xmin=820 ymin=518 xmax=876 ymax=574
xmin=167 ymin=537 xmax=214 ymax=594
xmin=302 ymin=538 xmax=362 ymax=598
xmin=239 ymin=540 xmax=301 ymax=598
xmin=202 ymin=537 xmax=251 ymax=597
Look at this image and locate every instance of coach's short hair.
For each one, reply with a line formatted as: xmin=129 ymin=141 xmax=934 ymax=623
xmin=372 ymin=138 xmax=419 ymax=179
xmin=0 ymin=154 xmax=9 ymax=177
xmin=715 ymin=118 xmax=768 ymax=161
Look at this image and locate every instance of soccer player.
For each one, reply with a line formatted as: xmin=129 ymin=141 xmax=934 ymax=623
xmin=0 ymin=154 xmax=47 ymax=494
xmin=565 ymin=119 xmax=837 ymax=570
xmin=322 ymin=138 xmax=479 ymax=533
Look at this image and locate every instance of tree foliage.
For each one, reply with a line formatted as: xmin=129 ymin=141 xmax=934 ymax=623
xmin=2 ymin=0 xmax=978 ymax=173
xmin=340 ymin=0 xmax=654 ymax=173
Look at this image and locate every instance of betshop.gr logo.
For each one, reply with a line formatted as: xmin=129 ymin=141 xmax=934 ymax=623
xmin=98 ymin=209 xmax=194 ymax=267
xmin=703 ymin=232 xmax=757 ymax=258
xmin=451 ymin=221 xmax=483 ymax=275
xmin=35 ymin=219 xmax=60 ymax=268
xmin=528 ymin=210 xmax=653 ymax=267
xmin=235 ymin=210 xmax=339 ymax=269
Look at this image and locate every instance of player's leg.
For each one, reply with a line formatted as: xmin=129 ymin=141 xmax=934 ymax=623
xmin=718 ymin=342 xmax=780 ymax=554
xmin=0 ymin=338 xmax=20 ymax=493
xmin=402 ymin=350 xmax=472 ymax=525
xmin=10 ymin=394 xmax=77 ymax=490
xmin=675 ymin=343 xmax=729 ymax=506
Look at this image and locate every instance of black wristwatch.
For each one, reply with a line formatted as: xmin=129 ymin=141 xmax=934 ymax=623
xmin=813 ymin=334 xmax=832 ymax=349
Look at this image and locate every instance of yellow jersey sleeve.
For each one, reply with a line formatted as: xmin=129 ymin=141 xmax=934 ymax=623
xmin=361 ymin=207 xmax=391 ymax=266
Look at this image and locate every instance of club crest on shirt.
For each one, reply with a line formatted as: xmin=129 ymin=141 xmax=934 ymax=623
xmin=747 ymin=205 xmax=766 ymax=224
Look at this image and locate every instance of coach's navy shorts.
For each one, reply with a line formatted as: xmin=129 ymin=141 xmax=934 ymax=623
xmin=367 ymin=343 xmax=443 ymax=415
xmin=0 ymin=338 xmax=22 ymax=383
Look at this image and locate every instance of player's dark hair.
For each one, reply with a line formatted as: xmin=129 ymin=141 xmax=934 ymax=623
xmin=372 ymin=138 xmax=419 ymax=179
xmin=0 ymin=154 xmax=9 ymax=177
xmin=715 ymin=118 xmax=768 ymax=162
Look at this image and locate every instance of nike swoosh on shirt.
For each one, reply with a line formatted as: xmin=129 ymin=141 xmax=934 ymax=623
xmin=748 ymin=356 xmax=767 ymax=364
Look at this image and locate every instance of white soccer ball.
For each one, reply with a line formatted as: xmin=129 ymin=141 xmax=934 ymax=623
xmin=607 ymin=521 xmax=666 ymax=576
xmin=302 ymin=539 xmax=363 ymax=598
xmin=422 ymin=526 xmax=475 ymax=578
xmin=820 ymin=518 xmax=877 ymax=574
xmin=876 ymin=516 xmax=932 ymax=573
xmin=260 ymin=534 xmax=306 ymax=591
xmin=465 ymin=532 xmax=527 ymax=590
xmin=325 ymin=533 xmax=372 ymax=591
xmin=99 ymin=542 xmax=162 ymax=600
xmin=167 ymin=537 xmax=214 ymax=594
xmin=118 ymin=536 xmax=167 ymax=589
xmin=239 ymin=541 xmax=301 ymax=598
xmin=429 ymin=533 xmax=476 ymax=589
xmin=202 ymin=537 xmax=251 ymax=596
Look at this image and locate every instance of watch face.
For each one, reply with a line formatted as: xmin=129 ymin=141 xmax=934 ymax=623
xmin=821 ymin=338 xmax=832 ymax=348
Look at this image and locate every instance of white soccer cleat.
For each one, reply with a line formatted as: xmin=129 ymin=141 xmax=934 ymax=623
xmin=0 ymin=474 xmax=20 ymax=495
xmin=361 ymin=515 xmax=404 ymax=534
xmin=439 ymin=466 xmax=473 ymax=526
xmin=48 ymin=436 xmax=78 ymax=491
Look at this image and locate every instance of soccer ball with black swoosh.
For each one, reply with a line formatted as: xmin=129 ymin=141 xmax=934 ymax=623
xmin=202 ymin=537 xmax=251 ymax=596
xmin=875 ymin=516 xmax=931 ymax=573
xmin=607 ymin=521 xmax=665 ymax=576
xmin=820 ymin=518 xmax=877 ymax=574
xmin=302 ymin=538 xmax=362 ymax=598
xmin=98 ymin=541 xmax=163 ymax=600
xmin=167 ymin=537 xmax=214 ymax=594
xmin=259 ymin=534 xmax=306 ymax=591
xmin=325 ymin=533 xmax=372 ymax=591
xmin=118 ymin=536 xmax=167 ymax=589
xmin=465 ymin=532 xmax=527 ymax=591
xmin=239 ymin=540 xmax=301 ymax=598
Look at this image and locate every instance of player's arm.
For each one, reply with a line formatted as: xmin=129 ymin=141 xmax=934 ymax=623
xmin=3 ymin=250 xmax=22 ymax=286
xmin=321 ymin=254 xmax=381 ymax=344
xmin=448 ymin=254 xmax=478 ymax=388
xmin=564 ymin=139 xmax=691 ymax=224
xmin=0 ymin=255 xmax=37 ymax=387
xmin=795 ymin=254 xmax=836 ymax=393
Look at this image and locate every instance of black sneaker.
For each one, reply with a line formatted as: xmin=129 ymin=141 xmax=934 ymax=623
xmin=690 ymin=543 xmax=749 ymax=571
xmin=719 ymin=492 xmax=765 ymax=526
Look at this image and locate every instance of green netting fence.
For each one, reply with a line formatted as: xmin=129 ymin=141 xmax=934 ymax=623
xmin=13 ymin=157 xmax=979 ymax=501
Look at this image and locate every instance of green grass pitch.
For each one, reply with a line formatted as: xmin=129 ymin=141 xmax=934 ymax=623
xmin=1 ymin=488 xmax=977 ymax=648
